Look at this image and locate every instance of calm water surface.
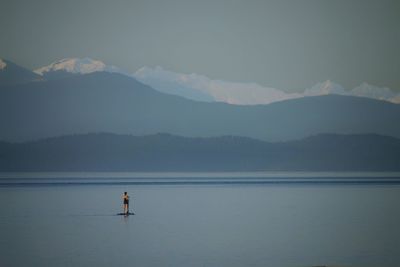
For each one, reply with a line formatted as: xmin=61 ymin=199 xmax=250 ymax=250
xmin=1 ymin=172 xmax=400 ymax=267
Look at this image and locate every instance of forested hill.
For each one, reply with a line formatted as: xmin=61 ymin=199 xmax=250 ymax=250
xmin=1 ymin=133 xmax=399 ymax=171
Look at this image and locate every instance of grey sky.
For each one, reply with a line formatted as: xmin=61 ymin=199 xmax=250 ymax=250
xmin=1 ymin=0 xmax=399 ymax=91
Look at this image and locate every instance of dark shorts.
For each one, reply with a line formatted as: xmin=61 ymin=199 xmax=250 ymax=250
xmin=124 ymin=200 xmax=129 ymax=205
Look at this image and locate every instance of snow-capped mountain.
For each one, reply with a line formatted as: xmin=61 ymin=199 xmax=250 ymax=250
xmin=134 ymin=66 xmax=215 ymax=102
xmin=31 ymin=58 xmax=400 ymax=105
xmin=134 ymin=66 xmax=400 ymax=104
xmin=303 ymin=81 xmax=400 ymax=103
xmin=303 ymin=80 xmax=347 ymax=96
xmin=34 ymin=57 xmax=128 ymax=76
xmin=350 ymin=83 xmax=398 ymax=102
xmin=134 ymin=66 xmax=302 ymax=105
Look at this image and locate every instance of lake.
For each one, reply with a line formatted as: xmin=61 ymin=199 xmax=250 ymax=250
xmin=1 ymin=172 xmax=400 ymax=267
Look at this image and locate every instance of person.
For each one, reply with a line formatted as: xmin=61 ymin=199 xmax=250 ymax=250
xmin=123 ymin=192 xmax=130 ymax=214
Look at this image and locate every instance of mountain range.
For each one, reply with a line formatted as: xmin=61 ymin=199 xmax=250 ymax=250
xmin=4 ymin=57 xmax=396 ymax=105
xmin=1 ymin=133 xmax=399 ymax=171
xmin=1 ymin=69 xmax=400 ymax=142
xmin=41 ymin=58 xmax=400 ymax=104
xmin=1 ymin=57 xmax=399 ymax=171
xmin=135 ymin=66 xmax=400 ymax=105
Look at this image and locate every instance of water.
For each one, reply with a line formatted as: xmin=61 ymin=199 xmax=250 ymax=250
xmin=1 ymin=172 xmax=400 ymax=267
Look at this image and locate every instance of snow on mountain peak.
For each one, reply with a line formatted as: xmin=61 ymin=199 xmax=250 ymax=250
xmin=0 ymin=59 xmax=7 ymax=70
xmin=134 ymin=67 xmax=400 ymax=105
xmin=34 ymin=57 xmax=126 ymax=75
xmin=304 ymin=80 xmax=347 ymax=96
xmin=31 ymin=58 xmax=400 ymax=105
xmin=351 ymin=82 xmax=395 ymax=98
xmin=301 ymin=81 xmax=400 ymax=103
xmin=134 ymin=66 xmax=302 ymax=104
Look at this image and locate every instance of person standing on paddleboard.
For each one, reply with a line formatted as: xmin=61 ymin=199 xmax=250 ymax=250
xmin=123 ymin=192 xmax=130 ymax=214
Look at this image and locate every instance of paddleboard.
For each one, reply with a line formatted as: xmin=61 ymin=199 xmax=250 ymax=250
xmin=117 ymin=212 xmax=135 ymax=216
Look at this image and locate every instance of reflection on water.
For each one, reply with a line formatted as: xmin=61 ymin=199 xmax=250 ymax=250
xmin=0 ymin=173 xmax=399 ymax=267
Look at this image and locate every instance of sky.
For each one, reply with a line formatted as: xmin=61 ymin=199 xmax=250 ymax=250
xmin=1 ymin=0 xmax=399 ymax=91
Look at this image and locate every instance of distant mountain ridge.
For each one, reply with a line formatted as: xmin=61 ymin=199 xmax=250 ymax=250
xmin=1 ymin=57 xmax=399 ymax=104
xmin=134 ymin=66 xmax=400 ymax=104
xmin=1 ymin=71 xmax=400 ymax=142
xmin=1 ymin=133 xmax=399 ymax=171
xmin=34 ymin=57 xmax=127 ymax=76
xmin=0 ymin=58 xmax=42 ymax=85
xmin=28 ymin=57 xmax=400 ymax=104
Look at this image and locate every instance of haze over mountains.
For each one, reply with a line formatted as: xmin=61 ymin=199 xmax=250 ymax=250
xmin=29 ymin=57 xmax=400 ymax=105
xmin=1 ymin=69 xmax=400 ymax=142
xmin=1 ymin=57 xmax=400 ymax=171
xmin=0 ymin=57 xmax=399 ymax=143
xmin=135 ymin=66 xmax=400 ymax=105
